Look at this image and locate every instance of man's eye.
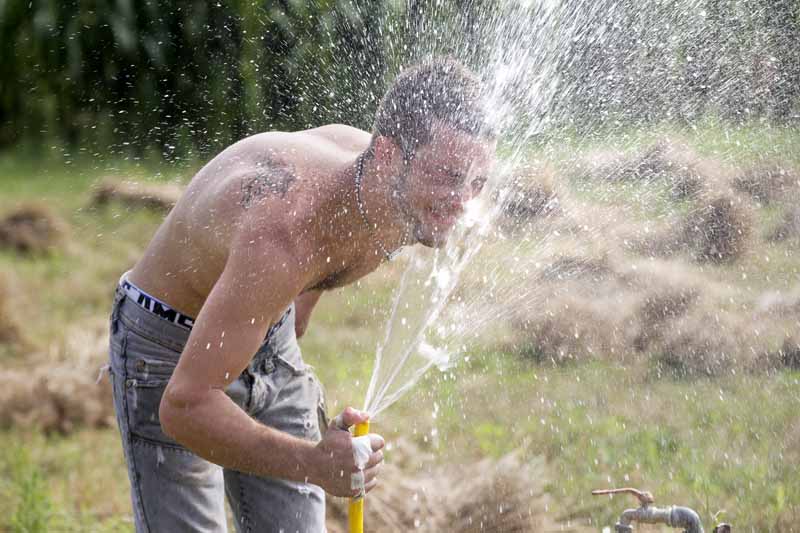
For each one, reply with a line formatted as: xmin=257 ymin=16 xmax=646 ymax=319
xmin=471 ymin=178 xmax=487 ymax=192
xmin=447 ymin=171 xmax=465 ymax=186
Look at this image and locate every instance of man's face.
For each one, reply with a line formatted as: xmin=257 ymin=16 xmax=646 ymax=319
xmin=394 ymin=123 xmax=496 ymax=248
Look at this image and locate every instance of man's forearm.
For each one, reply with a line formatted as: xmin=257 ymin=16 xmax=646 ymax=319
xmin=160 ymin=388 xmax=322 ymax=484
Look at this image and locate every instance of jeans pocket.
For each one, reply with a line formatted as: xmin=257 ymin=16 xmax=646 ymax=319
xmin=248 ymin=364 xmax=294 ymax=417
xmin=123 ymin=331 xmax=181 ymax=446
xmin=124 ymin=376 xmax=179 ymax=446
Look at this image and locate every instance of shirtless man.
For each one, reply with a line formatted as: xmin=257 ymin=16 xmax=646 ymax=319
xmin=108 ymin=57 xmax=495 ymax=532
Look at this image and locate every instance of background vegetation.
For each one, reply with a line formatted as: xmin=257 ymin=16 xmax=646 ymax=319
xmin=1 ymin=122 xmax=799 ymax=531
xmin=1 ymin=0 xmax=799 ymax=531
xmin=1 ymin=0 xmax=798 ymax=159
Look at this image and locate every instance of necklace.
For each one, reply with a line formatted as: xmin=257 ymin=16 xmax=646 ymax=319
xmin=354 ymin=153 xmax=410 ymax=262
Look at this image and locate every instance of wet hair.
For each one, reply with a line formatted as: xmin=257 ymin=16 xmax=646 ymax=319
xmin=372 ymin=57 xmax=494 ymax=159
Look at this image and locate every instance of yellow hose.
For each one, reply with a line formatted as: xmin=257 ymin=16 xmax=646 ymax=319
xmin=348 ymin=421 xmax=370 ymax=533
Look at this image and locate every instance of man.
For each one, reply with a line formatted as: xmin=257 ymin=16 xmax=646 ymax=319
xmin=108 ymin=57 xmax=496 ymax=532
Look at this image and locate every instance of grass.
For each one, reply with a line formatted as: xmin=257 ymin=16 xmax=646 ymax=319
xmin=1 ymin=123 xmax=799 ymax=531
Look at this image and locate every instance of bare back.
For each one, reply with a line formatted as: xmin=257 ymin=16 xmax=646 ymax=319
xmin=128 ymin=125 xmax=373 ymax=317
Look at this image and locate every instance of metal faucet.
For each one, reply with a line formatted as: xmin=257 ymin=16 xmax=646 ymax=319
xmin=591 ymin=487 xmax=732 ymax=533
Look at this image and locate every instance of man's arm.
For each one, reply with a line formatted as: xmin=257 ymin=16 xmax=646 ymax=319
xmin=158 ymin=227 xmax=381 ymax=496
xmin=294 ymin=290 xmax=322 ymax=338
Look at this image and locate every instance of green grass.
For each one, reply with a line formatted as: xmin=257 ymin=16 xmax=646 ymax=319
xmin=405 ymin=356 xmax=800 ymax=529
xmin=1 ymin=127 xmax=799 ymax=531
xmin=0 ymin=430 xmax=132 ymax=532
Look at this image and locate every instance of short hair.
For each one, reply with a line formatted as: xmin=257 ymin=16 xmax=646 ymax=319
xmin=372 ymin=57 xmax=494 ymax=158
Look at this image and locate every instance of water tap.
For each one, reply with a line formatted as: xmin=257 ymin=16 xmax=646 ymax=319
xmin=591 ymin=487 xmax=731 ymax=533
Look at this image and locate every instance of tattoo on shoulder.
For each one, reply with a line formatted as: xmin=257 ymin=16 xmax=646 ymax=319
xmin=239 ymin=163 xmax=297 ymax=209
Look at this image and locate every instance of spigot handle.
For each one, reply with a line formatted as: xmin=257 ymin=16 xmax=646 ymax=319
xmin=591 ymin=487 xmax=655 ymax=506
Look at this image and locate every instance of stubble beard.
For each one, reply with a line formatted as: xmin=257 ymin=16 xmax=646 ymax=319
xmin=393 ymin=165 xmax=451 ymax=249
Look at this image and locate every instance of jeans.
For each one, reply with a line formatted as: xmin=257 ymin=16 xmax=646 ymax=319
xmin=108 ymin=283 xmax=328 ymax=533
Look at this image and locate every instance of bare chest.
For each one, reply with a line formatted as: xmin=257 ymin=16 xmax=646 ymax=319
xmin=308 ymin=254 xmax=382 ymax=292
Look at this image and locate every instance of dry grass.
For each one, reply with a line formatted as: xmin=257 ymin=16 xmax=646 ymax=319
xmin=574 ymin=137 xmax=729 ymax=200
xmin=779 ymin=337 xmax=800 ymax=370
xmin=0 ymin=271 xmax=24 ymax=347
xmin=499 ymin=246 xmax=797 ymax=377
xmin=632 ymin=194 xmax=754 ymax=264
xmin=510 ymin=296 xmax=628 ymax=364
xmin=0 ymin=204 xmax=67 ymax=255
xmin=0 ymin=320 xmax=113 ymax=434
xmin=326 ymin=440 xmax=564 ymax=532
xmin=679 ymin=194 xmax=753 ymax=263
xmin=90 ymin=179 xmax=183 ymax=212
xmin=537 ymin=255 xmax=612 ymax=283
xmin=0 ymin=364 xmax=113 ymax=434
xmin=732 ymin=162 xmax=800 ymax=205
xmin=632 ymin=287 xmax=699 ymax=353
xmin=768 ymin=205 xmax=800 ymax=242
xmin=500 ymin=163 xmax=561 ymax=224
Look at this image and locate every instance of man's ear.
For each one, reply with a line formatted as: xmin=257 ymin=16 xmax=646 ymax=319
xmin=372 ymin=134 xmax=403 ymax=166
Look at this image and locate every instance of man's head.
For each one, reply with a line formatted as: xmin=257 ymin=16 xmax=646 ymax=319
xmin=370 ymin=57 xmax=497 ymax=248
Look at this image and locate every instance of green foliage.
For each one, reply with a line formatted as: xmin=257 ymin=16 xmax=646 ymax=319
xmin=2 ymin=0 xmax=798 ymax=158
xmin=2 ymin=447 xmax=53 ymax=533
xmin=0 ymin=0 xmax=390 ymax=158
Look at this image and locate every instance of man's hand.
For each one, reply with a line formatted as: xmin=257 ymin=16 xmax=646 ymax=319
xmin=308 ymin=407 xmax=384 ymax=497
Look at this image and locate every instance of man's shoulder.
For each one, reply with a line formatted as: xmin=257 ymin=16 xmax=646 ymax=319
xmin=223 ymin=125 xmax=368 ymax=163
xmin=303 ymin=124 xmax=371 ymax=152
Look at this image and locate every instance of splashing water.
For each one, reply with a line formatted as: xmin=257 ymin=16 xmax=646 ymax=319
xmin=362 ymin=1 xmax=578 ymax=416
xmin=359 ymin=0 xmax=799 ymax=417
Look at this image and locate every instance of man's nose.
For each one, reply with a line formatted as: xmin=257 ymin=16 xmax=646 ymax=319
xmin=461 ymin=182 xmax=478 ymax=203
xmin=447 ymin=188 xmax=470 ymax=208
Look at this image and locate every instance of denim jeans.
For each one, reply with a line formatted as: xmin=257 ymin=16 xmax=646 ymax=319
xmin=108 ymin=283 xmax=328 ymax=533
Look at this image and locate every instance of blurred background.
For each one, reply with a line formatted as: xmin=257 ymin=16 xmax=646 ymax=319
xmin=0 ymin=1 xmax=798 ymax=531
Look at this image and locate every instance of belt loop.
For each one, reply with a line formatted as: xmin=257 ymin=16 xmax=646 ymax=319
xmin=111 ymin=285 xmax=126 ymax=334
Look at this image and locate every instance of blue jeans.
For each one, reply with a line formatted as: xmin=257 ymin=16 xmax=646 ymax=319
xmin=108 ymin=284 xmax=328 ymax=532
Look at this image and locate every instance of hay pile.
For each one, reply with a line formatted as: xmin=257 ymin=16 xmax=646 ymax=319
xmin=0 ymin=362 xmax=113 ymax=434
xmin=90 ymin=179 xmax=183 ymax=212
xmin=501 ymin=251 xmax=792 ymax=376
xmin=0 ymin=271 xmax=24 ymax=347
xmin=732 ymin=162 xmax=800 ymax=205
xmin=632 ymin=287 xmax=699 ymax=353
xmin=0 ymin=321 xmax=113 ymax=433
xmin=504 ymin=255 xmax=638 ymax=365
xmin=0 ymin=204 xmax=67 ymax=254
xmin=768 ymin=206 xmax=800 ymax=242
xmin=679 ymin=195 xmax=753 ymax=263
xmin=632 ymin=194 xmax=753 ymax=264
xmin=779 ymin=337 xmax=800 ymax=370
xmin=326 ymin=444 xmax=556 ymax=532
xmin=648 ymin=311 xmax=760 ymax=377
xmin=577 ymin=138 xmax=710 ymax=200
xmin=500 ymin=164 xmax=561 ymax=224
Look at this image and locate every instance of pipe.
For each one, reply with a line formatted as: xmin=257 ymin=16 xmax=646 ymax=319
xmin=348 ymin=421 xmax=370 ymax=533
xmin=617 ymin=505 xmax=704 ymax=533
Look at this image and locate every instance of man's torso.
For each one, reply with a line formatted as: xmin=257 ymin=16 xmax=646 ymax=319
xmin=128 ymin=124 xmax=380 ymax=317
